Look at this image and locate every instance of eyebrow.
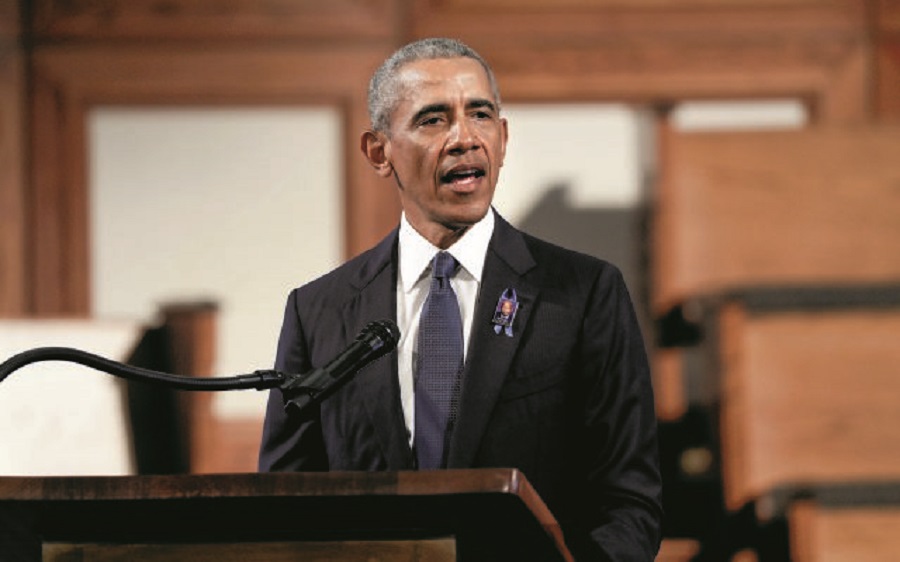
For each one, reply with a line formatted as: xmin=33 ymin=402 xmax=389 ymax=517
xmin=410 ymin=98 xmax=498 ymax=125
xmin=468 ymin=98 xmax=498 ymax=113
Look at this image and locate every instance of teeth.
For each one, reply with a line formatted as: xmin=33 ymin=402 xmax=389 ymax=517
xmin=445 ymin=168 xmax=483 ymax=182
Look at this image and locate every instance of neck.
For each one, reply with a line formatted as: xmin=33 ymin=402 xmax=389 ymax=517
xmin=430 ymin=224 xmax=469 ymax=250
xmin=403 ymin=213 xmax=474 ymax=250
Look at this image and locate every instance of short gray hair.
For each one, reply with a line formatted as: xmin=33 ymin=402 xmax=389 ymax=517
xmin=367 ymin=37 xmax=502 ymax=134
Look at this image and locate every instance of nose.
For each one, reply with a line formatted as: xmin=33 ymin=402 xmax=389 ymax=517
xmin=447 ymin=117 xmax=480 ymax=154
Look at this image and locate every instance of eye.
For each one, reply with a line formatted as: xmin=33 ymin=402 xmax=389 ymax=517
xmin=418 ymin=115 xmax=444 ymax=127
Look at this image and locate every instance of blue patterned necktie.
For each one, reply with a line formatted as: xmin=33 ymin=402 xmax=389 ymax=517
xmin=415 ymin=251 xmax=464 ymax=469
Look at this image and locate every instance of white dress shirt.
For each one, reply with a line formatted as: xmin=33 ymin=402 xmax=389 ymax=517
xmin=396 ymin=210 xmax=494 ymax=445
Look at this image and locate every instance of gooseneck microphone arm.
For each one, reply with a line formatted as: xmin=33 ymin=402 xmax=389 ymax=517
xmin=0 ymin=346 xmax=284 ymax=391
xmin=0 ymin=320 xmax=400 ymax=416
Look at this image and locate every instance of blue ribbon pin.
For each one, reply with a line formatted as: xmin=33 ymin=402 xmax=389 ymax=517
xmin=491 ymin=288 xmax=519 ymax=337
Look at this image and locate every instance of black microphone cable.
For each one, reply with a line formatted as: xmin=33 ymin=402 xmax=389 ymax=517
xmin=0 ymin=345 xmax=284 ymax=391
xmin=0 ymin=320 xmax=400 ymax=409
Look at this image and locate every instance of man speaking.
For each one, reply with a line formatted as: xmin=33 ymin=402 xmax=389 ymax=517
xmin=259 ymin=37 xmax=663 ymax=561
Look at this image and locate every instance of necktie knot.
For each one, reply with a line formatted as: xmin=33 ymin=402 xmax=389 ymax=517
xmin=432 ymin=251 xmax=457 ymax=281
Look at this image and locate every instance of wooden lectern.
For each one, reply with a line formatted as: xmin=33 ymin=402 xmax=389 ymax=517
xmin=0 ymin=468 xmax=572 ymax=562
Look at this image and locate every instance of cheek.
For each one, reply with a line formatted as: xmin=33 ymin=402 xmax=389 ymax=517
xmin=481 ymin=138 xmax=505 ymax=167
xmin=399 ymin=143 xmax=435 ymax=174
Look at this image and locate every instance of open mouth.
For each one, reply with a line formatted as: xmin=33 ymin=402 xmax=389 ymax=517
xmin=440 ymin=166 xmax=486 ymax=185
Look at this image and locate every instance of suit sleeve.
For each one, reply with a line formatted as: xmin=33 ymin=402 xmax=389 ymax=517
xmin=577 ymin=265 xmax=663 ymax=562
xmin=257 ymin=288 xmax=329 ymax=472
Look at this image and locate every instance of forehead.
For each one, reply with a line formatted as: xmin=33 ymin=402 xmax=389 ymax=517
xmin=393 ymin=57 xmax=495 ymax=107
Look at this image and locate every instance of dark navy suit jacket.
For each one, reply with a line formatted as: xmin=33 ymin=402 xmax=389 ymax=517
xmin=259 ymin=211 xmax=663 ymax=561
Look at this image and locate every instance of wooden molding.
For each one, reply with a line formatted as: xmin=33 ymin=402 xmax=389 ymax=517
xmin=876 ymin=0 xmax=900 ymax=33
xmin=482 ymin=37 xmax=870 ymax=123
xmin=0 ymin=0 xmax=21 ymax=41
xmin=29 ymin=66 xmax=92 ymax=316
xmin=31 ymin=0 xmax=401 ymax=42
xmin=413 ymin=1 xmax=871 ymax=123
xmin=876 ymin=37 xmax=900 ymax=118
xmin=412 ymin=0 xmax=866 ymax=41
xmin=0 ymin=20 xmax=26 ymax=317
xmin=28 ymin=44 xmax=400 ymax=315
xmin=875 ymin=0 xmax=900 ymax=117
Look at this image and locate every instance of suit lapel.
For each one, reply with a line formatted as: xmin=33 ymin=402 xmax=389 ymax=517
xmin=341 ymin=229 xmax=415 ymax=469
xmin=447 ymin=214 xmax=538 ymax=467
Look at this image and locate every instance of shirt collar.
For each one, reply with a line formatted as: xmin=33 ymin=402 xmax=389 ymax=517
xmin=398 ymin=209 xmax=495 ymax=293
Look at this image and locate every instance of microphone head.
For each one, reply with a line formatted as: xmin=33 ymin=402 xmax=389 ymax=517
xmin=358 ymin=319 xmax=401 ymax=351
xmin=280 ymin=319 xmax=401 ymax=414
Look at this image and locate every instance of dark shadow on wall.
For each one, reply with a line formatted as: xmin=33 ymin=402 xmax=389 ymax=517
xmin=515 ymin=184 xmax=651 ymax=335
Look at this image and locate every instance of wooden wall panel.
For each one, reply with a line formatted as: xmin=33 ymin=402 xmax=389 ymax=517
xmin=428 ymin=0 xmax=858 ymax=7
xmin=31 ymin=0 xmax=400 ymax=42
xmin=29 ymin=69 xmax=89 ymax=316
xmin=875 ymin=0 xmax=900 ymax=118
xmin=412 ymin=0 xmax=866 ymax=41
xmin=876 ymin=40 xmax=900 ymax=118
xmin=0 ymin=0 xmax=25 ymax=317
xmin=411 ymin=0 xmax=871 ymax=123
xmin=485 ymin=39 xmax=867 ymax=122
xmin=875 ymin=0 xmax=900 ymax=31
xmin=28 ymin=44 xmax=398 ymax=315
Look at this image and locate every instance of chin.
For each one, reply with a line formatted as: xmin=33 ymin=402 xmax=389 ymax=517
xmin=449 ymin=205 xmax=490 ymax=227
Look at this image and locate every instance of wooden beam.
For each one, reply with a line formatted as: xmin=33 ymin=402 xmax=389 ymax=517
xmin=30 ymin=0 xmax=401 ymax=42
xmin=0 ymin=0 xmax=26 ymax=317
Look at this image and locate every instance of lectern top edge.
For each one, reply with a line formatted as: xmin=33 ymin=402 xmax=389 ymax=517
xmin=0 ymin=467 xmax=526 ymax=502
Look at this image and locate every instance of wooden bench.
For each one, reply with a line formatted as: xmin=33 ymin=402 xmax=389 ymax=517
xmin=789 ymin=486 xmax=900 ymax=562
xmin=712 ymin=289 xmax=900 ymax=511
xmin=653 ymin=125 xmax=900 ymax=316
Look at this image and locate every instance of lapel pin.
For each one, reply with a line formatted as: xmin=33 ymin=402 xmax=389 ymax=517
xmin=492 ymin=288 xmax=519 ymax=337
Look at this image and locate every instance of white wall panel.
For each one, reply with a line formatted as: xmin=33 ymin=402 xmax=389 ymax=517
xmin=89 ymin=107 xmax=342 ymax=418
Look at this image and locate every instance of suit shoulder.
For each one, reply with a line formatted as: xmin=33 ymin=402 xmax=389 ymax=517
xmin=520 ymin=231 xmax=625 ymax=285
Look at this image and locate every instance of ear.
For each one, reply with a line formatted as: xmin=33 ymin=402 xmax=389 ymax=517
xmin=360 ymin=130 xmax=393 ymax=178
xmin=498 ymin=117 xmax=509 ymax=168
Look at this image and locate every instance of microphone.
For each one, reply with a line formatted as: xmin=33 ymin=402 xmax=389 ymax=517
xmin=280 ymin=320 xmax=400 ymax=414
